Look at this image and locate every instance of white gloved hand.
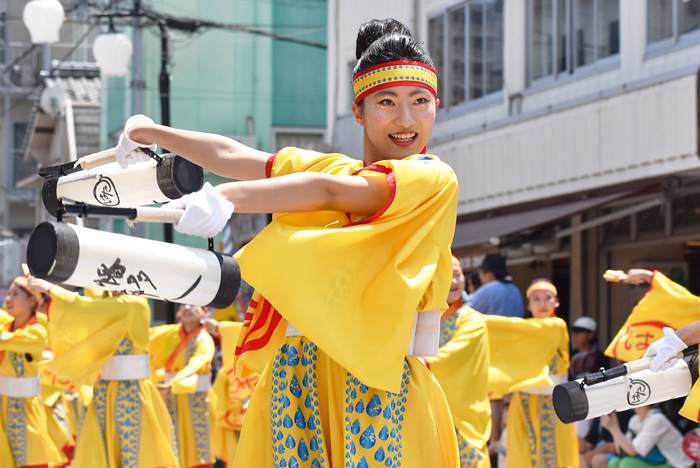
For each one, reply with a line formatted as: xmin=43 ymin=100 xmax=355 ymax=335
xmin=643 ymin=327 xmax=687 ymax=372
xmin=162 ymin=183 xmax=234 ymax=238
xmin=115 ymin=114 xmax=158 ymax=169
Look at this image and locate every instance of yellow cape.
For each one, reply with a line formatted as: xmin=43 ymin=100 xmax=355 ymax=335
xmin=233 ymin=147 xmax=458 ymax=393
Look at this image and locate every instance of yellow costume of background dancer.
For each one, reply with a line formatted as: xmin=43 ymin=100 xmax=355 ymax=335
xmin=232 ymin=147 xmax=460 ymax=468
xmin=427 ymin=303 xmax=491 ymax=468
xmin=486 ymin=284 xmax=578 ymax=468
xmin=38 ymin=285 xmax=178 ymax=468
xmin=210 ymin=321 xmax=259 ymax=466
xmin=0 ymin=297 xmax=64 ymax=468
xmin=149 ymin=322 xmax=216 ymax=468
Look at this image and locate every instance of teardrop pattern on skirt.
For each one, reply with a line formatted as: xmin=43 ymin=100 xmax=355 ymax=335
xmin=7 ymin=351 xmax=28 ymax=466
xmin=271 ymin=339 xmax=411 ymax=468
xmin=271 ymin=341 xmax=327 ymax=468
xmin=439 ymin=312 xmax=459 ymax=347
xmin=456 ymin=428 xmax=487 ymax=468
xmin=344 ymin=361 xmax=410 ymax=468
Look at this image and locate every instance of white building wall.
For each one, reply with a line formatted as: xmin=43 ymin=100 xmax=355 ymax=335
xmin=329 ymin=1 xmax=700 ymax=215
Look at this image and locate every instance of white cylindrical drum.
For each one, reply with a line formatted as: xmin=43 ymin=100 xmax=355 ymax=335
xmin=42 ymin=154 xmax=203 ymax=216
xmin=553 ymin=352 xmax=698 ymax=423
xmin=27 ymin=222 xmax=240 ymax=309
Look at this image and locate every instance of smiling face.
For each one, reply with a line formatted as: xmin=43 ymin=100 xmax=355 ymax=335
xmin=352 ymin=85 xmax=439 ymax=165
xmin=527 ymin=289 xmax=559 ymax=319
xmin=177 ymin=304 xmax=207 ymax=331
xmin=448 ymin=263 xmax=466 ymax=304
xmin=4 ymin=283 xmax=37 ymax=322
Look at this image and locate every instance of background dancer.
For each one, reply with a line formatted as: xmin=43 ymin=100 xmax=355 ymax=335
xmin=0 ymin=276 xmax=64 ymax=468
xmin=117 ymin=17 xmax=460 ymax=468
xmin=149 ymin=303 xmax=216 ymax=468
xmin=505 ymin=279 xmax=578 ymax=468
xmin=423 ymin=255 xmax=492 ymax=468
xmin=27 ymin=277 xmax=178 ymax=468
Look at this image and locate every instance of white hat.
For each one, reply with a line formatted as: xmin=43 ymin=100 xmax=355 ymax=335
xmin=572 ymin=316 xmax=597 ymax=333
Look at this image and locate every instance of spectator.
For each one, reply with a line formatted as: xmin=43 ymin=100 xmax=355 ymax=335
xmin=593 ymin=406 xmax=694 ymax=468
xmin=570 ymin=316 xmax=611 ymax=379
xmin=467 ymin=253 xmax=525 ymax=317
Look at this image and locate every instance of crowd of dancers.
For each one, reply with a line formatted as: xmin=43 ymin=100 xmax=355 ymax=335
xmin=2 ymin=16 xmax=700 ymax=468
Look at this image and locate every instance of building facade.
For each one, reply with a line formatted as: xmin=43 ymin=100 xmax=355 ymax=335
xmin=328 ymin=1 xmax=700 ymax=343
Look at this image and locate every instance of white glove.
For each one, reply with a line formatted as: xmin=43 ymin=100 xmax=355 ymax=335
xmin=115 ymin=114 xmax=158 ymax=169
xmin=643 ymin=327 xmax=687 ymax=372
xmin=162 ymin=183 xmax=234 ymax=238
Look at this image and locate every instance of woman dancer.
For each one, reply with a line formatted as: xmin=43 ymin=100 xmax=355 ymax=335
xmin=27 ymin=278 xmax=178 ymax=468
xmin=149 ymin=303 xmax=216 ymax=468
xmin=118 ymin=17 xmax=459 ymax=468
xmin=424 ymin=256 xmax=491 ymax=468
xmin=506 ymin=279 xmax=578 ymax=468
xmin=0 ymin=276 xmax=64 ymax=468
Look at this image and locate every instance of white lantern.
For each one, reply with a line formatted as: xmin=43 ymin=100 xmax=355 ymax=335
xmin=22 ymin=0 xmax=65 ymax=44
xmin=92 ymin=31 xmax=133 ymax=78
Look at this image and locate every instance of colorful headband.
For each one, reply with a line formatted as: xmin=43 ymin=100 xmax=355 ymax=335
xmin=11 ymin=276 xmax=44 ymax=305
xmin=526 ymin=281 xmax=558 ymax=300
xmin=352 ymin=60 xmax=438 ymax=103
xmin=451 ymin=255 xmax=461 ymax=267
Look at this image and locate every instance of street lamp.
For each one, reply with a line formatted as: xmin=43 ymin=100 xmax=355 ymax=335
xmin=92 ymin=22 xmax=133 ymax=77
xmin=22 ymin=0 xmax=65 ymax=44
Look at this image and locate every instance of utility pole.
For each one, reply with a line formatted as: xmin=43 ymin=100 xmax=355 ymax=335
xmin=131 ymin=0 xmax=144 ymax=114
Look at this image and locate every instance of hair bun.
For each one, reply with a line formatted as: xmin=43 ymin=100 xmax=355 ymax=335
xmin=356 ymin=19 xmax=413 ymax=60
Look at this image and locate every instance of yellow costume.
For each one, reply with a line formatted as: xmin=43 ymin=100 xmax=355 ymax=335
xmin=39 ymin=286 xmax=178 ymax=468
xmin=232 ymin=148 xmax=460 ymax=467
xmin=604 ymin=271 xmax=700 ymax=422
xmin=485 ymin=316 xmax=578 ymax=468
xmin=211 ymin=321 xmax=260 ymax=465
xmin=426 ymin=305 xmax=491 ymax=468
xmin=0 ymin=307 xmax=64 ymax=468
xmin=149 ymin=323 xmax=216 ymax=468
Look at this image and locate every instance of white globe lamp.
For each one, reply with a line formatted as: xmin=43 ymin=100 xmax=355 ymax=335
xmin=22 ymin=0 xmax=65 ymax=44
xmin=93 ymin=28 xmax=133 ymax=78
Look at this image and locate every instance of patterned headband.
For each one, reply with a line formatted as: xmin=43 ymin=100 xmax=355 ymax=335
xmin=352 ymin=60 xmax=438 ymax=104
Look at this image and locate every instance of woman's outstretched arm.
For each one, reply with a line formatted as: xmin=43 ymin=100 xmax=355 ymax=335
xmin=127 ymin=123 xmax=271 ymax=181
xmin=216 ymin=171 xmax=390 ymax=216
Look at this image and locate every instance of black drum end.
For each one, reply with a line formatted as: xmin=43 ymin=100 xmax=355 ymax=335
xmin=553 ymin=381 xmax=590 ymax=424
xmin=41 ymin=179 xmax=59 ymax=217
xmin=156 ymin=154 xmax=204 ymax=200
xmin=27 ymin=222 xmax=79 ymax=282
xmin=208 ymin=253 xmax=241 ymax=309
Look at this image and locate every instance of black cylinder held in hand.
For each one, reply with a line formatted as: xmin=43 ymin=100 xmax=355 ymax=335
xmin=27 ymin=221 xmax=240 ymax=309
xmin=41 ymin=154 xmax=203 ymax=216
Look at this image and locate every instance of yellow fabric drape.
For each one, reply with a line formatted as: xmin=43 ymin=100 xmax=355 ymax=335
xmin=149 ymin=324 xmax=216 ymax=468
xmin=0 ymin=309 xmax=65 ymax=468
xmin=231 ymin=148 xmax=460 ymax=468
xmin=38 ymin=286 xmax=178 ymax=468
xmin=605 ymin=271 xmax=700 ymax=362
xmin=234 ymin=148 xmax=459 ymax=394
xmin=211 ymin=321 xmax=260 ymax=465
xmin=426 ymin=307 xmax=491 ymax=468
xmin=484 ymin=315 xmax=569 ymax=397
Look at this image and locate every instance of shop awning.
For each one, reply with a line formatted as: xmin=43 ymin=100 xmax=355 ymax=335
xmin=452 ymin=191 xmax=633 ymax=249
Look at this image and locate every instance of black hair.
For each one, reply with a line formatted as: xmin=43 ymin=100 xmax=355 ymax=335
xmin=353 ymin=18 xmax=435 ymax=80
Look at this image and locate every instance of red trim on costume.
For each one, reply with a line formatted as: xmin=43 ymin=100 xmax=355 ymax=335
xmin=343 ymin=164 xmax=396 ymax=227
xmin=165 ymin=324 xmax=204 ymax=372
xmin=265 ymin=153 xmax=278 ymax=179
xmin=420 ymin=147 xmax=427 ymax=154
xmin=355 ymin=81 xmax=437 ymax=104
xmin=235 ymin=298 xmax=283 ymax=355
xmin=637 ymin=270 xmax=658 ymax=303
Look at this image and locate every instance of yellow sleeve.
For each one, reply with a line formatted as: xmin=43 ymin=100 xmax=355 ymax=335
xmin=0 ymin=322 xmax=46 ymax=354
xmin=267 ymin=147 xmax=353 ymax=178
xmin=148 ymin=324 xmax=179 ymax=371
xmin=171 ymin=331 xmax=215 ymax=395
xmin=218 ymin=321 xmax=244 ymax=369
xmin=605 ymin=271 xmax=700 ymax=361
